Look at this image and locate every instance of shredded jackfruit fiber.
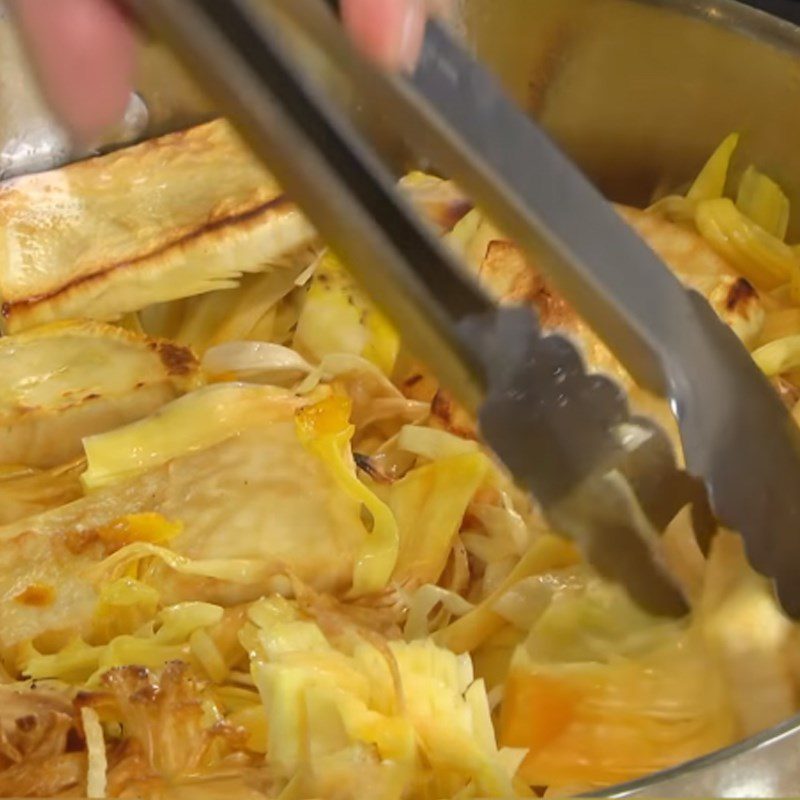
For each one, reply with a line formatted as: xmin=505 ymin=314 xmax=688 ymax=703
xmin=81 ymin=383 xmax=308 ymax=490
xmin=3 ymin=129 xmax=800 ymax=800
xmin=295 ymin=396 xmax=400 ymax=595
xmin=81 ymin=706 xmax=107 ymax=799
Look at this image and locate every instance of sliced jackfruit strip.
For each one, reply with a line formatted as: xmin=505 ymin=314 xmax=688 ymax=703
xmin=695 ymin=197 xmax=800 ymax=292
xmin=0 ymin=119 xmax=318 ymax=332
xmin=686 ymin=132 xmax=740 ymax=203
xmin=81 ymin=382 xmax=300 ymax=490
xmin=389 ymin=451 xmax=488 ymax=586
xmin=22 ymin=600 xmax=224 ymax=684
xmin=736 ymin=165 xmax=790 ymax=241
xmin=0 ymin=320 xmax=201 ymax=469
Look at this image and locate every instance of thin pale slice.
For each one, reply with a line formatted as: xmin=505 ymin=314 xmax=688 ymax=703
xmin=0 ymin=320 xmax=200 ymax=468
xmin=0 ymin=119 xmax=318 ymax=332
xmin=0 ymin=386 xmax=369 ymax=658
xmin=81 ymin=382 xmax=299 ymax=490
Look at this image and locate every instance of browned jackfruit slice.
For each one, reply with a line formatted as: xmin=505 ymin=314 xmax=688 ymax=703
xmin=0 ymin=386 xmax=369 ymax=659
xmin=0 ymin=320 xmax=200 ymax=468
xmin=0 ymin=119 xmax=318 ymax=332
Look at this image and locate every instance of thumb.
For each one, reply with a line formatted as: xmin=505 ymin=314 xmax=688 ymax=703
xmin=341 ymin=0 xmax=427 ymax=71
xmin=11 ymin=0 xmax=136 ymax=143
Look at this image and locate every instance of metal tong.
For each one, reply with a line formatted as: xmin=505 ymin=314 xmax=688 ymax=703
xmin=129 ymin=0 xmax=800 ymax=618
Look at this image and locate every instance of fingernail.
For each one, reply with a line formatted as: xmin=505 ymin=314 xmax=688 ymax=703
xmin=395 ymin=0 xmax=426 ymax=72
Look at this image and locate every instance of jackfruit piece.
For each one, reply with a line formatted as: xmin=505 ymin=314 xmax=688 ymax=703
xmin=736 ymin=165 xmax=790 ymax=241
xmin=245 ymin=598 xmax=520 ymax=798
xmin=0 ymin=320 xmax=200 ymax=468
xmin=138 ymin=251 xmax=317 ymax=354
xmin=500 ymin=577 xmax=736 ymax=790
xmin=294 ymin=252 xmax=400 ymax=377
xmin=0 ymin=386 xmax=369 ymax=659
xmin=0 ymin=119 xmax=318 ymax=332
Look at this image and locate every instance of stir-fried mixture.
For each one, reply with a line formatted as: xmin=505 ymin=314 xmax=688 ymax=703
xmin=0 ymin=121 xmax=799 ymax=799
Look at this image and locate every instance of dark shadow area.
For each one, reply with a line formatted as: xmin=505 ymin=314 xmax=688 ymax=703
xmin=738 ymin=0 xmax=800 ymax=24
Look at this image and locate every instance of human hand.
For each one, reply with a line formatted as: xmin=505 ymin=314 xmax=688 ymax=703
xmin=11 ymin=0 xmax=429 ymax=143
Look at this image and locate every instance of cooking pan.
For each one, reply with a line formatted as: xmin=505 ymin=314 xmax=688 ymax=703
xmin=0 ymin=0 xmax=799 ymax=795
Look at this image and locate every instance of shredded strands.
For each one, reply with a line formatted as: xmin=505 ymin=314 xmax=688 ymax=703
xmin=687 ymin=133 xmax=740 ymax=203
xmin=736 ymin=165 xmax=790 ymax=240
xmin=81 ymin=706 xmax=107 ymax=799
xmin=2 ymin=130 xmax=800 ymax=798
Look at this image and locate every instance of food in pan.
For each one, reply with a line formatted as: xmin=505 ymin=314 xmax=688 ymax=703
xmin=0 ymin=120 xmax=799 ymax=799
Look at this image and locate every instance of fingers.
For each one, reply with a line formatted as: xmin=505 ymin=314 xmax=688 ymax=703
xmin=341 ymin=0 xmax=426 ymax=71
xmin=11 ymin=0 xmax=136 ymax=143
xmin=12 ymin=0 xmax=440 ymax=142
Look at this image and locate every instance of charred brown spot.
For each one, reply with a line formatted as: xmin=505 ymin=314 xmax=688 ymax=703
xmin=431 ymin=390 xmax=478 ymax=440
xmin=62 ymin=528 xmax=99 ymax=555
xmin=479 ymin=239 xmax=578 ymax=333
xmin=431 ymin=390 xmax=452 ymax=423
xmin=83 ymin=393 xmax=99 ymax=402
xmin=4 ymin=194 xmax=292 ymax=317
xmin=437 ymin=198 xmax=474 ymax=232
xmin=74 ymin=690 xmax=100 ymax=707
xmin=480 ymin=240 xmax=541 ymax=304
xmin=154 ymin=342 xmax=198 ymax=376
xmin=15 ymin=716 xmax=37 ymax=732
xmin=14 ymin=583 xmax=55 ymax=607
xmin=65 ymin=727 xmax=84 ymax=752
xmin=460 ymin=511 xmax=481 ymax=532
xmin=725 ymin=277 xmax=757 ymax=312
xmin=354 ymin=453 xmax=393 ymax=485
xmin=403 ymin=374 xmax=423 ymax=389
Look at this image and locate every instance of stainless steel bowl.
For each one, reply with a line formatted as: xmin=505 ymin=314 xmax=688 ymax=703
xmin=458 ymin=5 xmax=800 ymax=793
xmin=2 ymin=0 xmax=800 ymax=795
xmin=462 ymin=0 xmax=800 ymax=239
